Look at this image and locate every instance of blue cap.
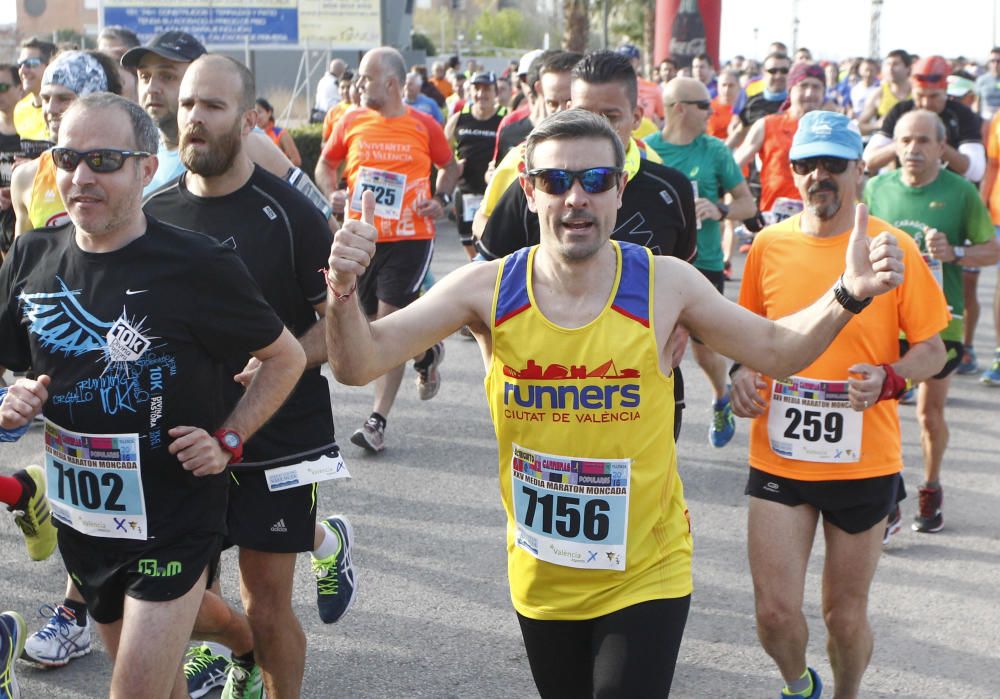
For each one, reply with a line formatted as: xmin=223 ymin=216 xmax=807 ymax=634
xmin=616 ymin=44 xmax=641 ymax=60
xmin=789 ymin=111 xmax=864 ymax=162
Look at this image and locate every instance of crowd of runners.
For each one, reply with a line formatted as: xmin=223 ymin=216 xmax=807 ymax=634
xmin=0 ymin=22 xmax=997 ymax=699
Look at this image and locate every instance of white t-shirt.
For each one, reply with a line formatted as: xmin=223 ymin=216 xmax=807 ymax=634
xmin=315 ymin=72 xmax=340 ymax=112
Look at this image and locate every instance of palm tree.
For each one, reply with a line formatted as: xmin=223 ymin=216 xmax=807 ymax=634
xmin=563 ymin=0 xmax=589 ymax=52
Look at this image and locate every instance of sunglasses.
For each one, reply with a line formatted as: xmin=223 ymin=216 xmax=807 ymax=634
xmin=766 ymin=67 xmax=790 ymax=75
xmin=526 ymin=167 xmax=623 ymax=195
xmin=17 ymin=58 xmax=43 ymax=69
xmin=675 ymin=99 xmax=711 ymax=110
xmin=913 ymin=73 xmax=944 ymax=84
xmin=790 ymin=157 xmax=851 ymax=176
xmin=51 ymin=148 xmax=151 ymax=173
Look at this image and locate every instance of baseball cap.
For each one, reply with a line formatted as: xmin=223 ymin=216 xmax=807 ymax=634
xmin=947 ymin=73 xmax=975 ymax=97
xmin=518 ymin=49 xmax=545 ymax=77
xmin=616 ymin=44 xmax=641 ymax=60
xmin=911 ymin=55 xmax=950 ymax=89
xmin=121 ymin=31 xmax=207 ymax=68
xmin=471 ymin=71 xmax=496 ymax=85
xmin=789 ymin=111 xmax=863 ymax=161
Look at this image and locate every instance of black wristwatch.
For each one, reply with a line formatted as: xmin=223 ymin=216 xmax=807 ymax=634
xmin=833 ymin=275 xmax=872 ymax=314
xmin=435 ymin=192 xmax=452 ymax=206
xmin=715 ymin=202 xmax=730 ymax=219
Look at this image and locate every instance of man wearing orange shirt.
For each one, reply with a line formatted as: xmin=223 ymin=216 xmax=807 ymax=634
xmin=429 ymin=61 xmax=453 ymax=100
xmin=732 ymin=111 xmax=948 ymax=699
xmin=617 ymin=44 xmax=664 ymax=127
xmin=708 ymin=69 xmax=741 ymax=141
xmin=316 ymin=46 xmax=460 ymax=452
xmin=979 ymin=109 xmax=1000 ymax=384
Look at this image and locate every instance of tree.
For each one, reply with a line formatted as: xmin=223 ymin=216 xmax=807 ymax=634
xmin=411 ymin=31 xmax=437 ymax=56
xmin=563 ymin=0 xmax=589 ymax=52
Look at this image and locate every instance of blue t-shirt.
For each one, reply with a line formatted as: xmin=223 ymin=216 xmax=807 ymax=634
xmin=405 ymin=94 xmax=444 ymax=125
xmin=143 ymin=142 xmax=186 ymax=196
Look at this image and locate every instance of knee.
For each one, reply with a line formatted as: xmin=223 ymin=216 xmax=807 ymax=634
xmin=916 ymin=405 xmax=946 ymax=437
xmin=823 ymin=601 xmax=868 ymax=642
xmin=755 ymin=598 xmax=798 ymax=636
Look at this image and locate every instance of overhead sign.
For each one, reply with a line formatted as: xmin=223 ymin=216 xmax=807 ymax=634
xmin=99 ymin=0 xmax=381 ymax=48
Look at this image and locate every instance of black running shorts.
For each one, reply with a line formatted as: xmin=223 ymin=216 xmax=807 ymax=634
xmin=745 ymin=467 xmax=905 ymax=534
xmin=691 ymin=268 xmax=725 ymax=345
xmin=226 ymin=469 xmax=318 ymax=553
xmin=358 ymin=238 xmax=434 ymax=316
xmin=57 ymin=527 xmax=221 ymax=624
xmin=900 ymin=338 xmax=963 ymax=380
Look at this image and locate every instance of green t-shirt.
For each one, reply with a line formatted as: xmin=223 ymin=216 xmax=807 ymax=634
xmin=864 ymin=168 xmax=995 ymax=341
xmin=643 ymin=132 xmax=744 ymax=272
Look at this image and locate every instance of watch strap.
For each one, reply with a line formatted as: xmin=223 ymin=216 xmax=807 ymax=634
xmin=833 ymin=275 xmax=872 ymax=314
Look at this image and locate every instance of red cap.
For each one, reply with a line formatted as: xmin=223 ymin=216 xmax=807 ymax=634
xmin=911 ymin=56 xmax=950 ymax=89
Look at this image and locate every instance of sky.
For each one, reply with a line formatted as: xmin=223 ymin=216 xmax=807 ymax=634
xmin=2 ymin=0 xmax=1000 ymax=62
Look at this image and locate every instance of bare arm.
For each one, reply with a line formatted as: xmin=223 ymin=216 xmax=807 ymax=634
xmin=234 ymin=302 xmax=327 ymax=387
xmin=725 ymin=115 xmax=746 ymax=149
xmin=315 ymin=152 xmax=343 ymax=198
xmin=724 ymin=181 xmax=756 ymax=221
xmin=11 ymin=161 xmax=35 ymax=238
xmin=980 ymin=157 xmax=998 ymax=201
xmin=435 ymin=157 xmax=461 ymax=198
xmin=246 ymin=130 xmax=294 ymax=178
xmin=444 ymin=111 xmax=461 ymax=145
xmin=862 ymin=133 xmax=896 ymax=171
xmin=733 ymin=118 xmax=765 ymax=169
xmin=857 ymin=97 xmax=881 ymax=135
xmin=278 ymin=130 xmax=302 ymax=168
xmin=926 ymin=229 xmax=1000 ymax=267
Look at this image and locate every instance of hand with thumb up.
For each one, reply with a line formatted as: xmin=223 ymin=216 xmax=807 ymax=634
xmin=327 ymin=189 xmax=378 ymax=297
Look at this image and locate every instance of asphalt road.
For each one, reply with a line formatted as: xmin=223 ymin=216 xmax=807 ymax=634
xmin=2 ymin=220 xmax=999 ymax=698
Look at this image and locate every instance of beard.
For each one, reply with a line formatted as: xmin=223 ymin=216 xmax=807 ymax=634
xmin=805 ymin=180 xmax=842 ymax=221
xmin=180 ymin=118 xmax=242 ymax=177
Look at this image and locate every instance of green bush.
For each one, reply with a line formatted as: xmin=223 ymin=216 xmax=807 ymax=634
xmin=289 ymin=123 xmax=324 ymax=180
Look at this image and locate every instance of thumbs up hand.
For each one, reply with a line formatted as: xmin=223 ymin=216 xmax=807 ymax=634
xmin=841 ymin=203 xmax=904 ymax=300
xmin=327 ymin=189 xmax=378 ymax=296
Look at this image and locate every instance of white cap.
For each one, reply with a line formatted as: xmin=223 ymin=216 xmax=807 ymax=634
xmin=518 ymin=49 xmax=545 ymax=77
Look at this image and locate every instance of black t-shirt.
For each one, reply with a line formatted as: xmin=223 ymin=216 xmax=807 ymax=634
xmin=877 ymin=98 xmax=982 ymax=148
xmin=496 ymin=116 xmax=534 ymax=164
xmin=143 ymin=165 xmax=335 ymax=466
xmin=478 ymin=157 xmax=698 ymax=262
xmin=456 ymin=105 xmax=506 ymax=193
xmin=740 ymin=93 xmax=784 ymax=127
xmin=0 ymin=218 xmax=284 ymax=547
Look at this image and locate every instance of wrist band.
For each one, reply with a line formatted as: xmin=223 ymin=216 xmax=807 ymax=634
xmin=878 ymin=363 xmax=910 ymax=401
xmin=728 ymin=362 xmax=743 ymax=379
xmin=321 ymin=267 xmax=357 ymax=303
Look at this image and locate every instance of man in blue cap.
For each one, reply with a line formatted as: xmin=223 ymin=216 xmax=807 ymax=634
xmin=730 ymin=110 xmax=949 ymax=699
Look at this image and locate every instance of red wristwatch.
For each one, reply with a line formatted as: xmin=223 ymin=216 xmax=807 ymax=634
xmin=213 ymin=428 xmax=244 ymax=464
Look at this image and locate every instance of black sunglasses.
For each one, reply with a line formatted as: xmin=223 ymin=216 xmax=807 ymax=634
xmin=767 ymin=67 xmax=790 ymax=75
xmin=675 ymin=99 xmax=711 ymax=110
xmin=17 ymin=58 xmax=43 ymax=69
xmin=51 ymin=148 xmax=151 ymax=173
xmin=790 ymin=157 xmax=851 ymax=176
xmin=526 ymin=167 xmax=623 ymax=195
xmin=913 ymin=73 xmax=944 ymax=84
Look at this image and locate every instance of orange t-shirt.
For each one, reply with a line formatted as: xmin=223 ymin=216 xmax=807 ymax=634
xmin=429 ymin=77 xmax=453 ymax=99
xmin=986 ymin=111 xmax=1000 ymax=224
xmin=738 ymin=214 xmax=950 ymax=481
xmin=637 ymin=77 xmax=664 ymax=123
xmin=321 ymin=106 xmax=453 ymax=242
xmin=759 ymin=112 xmax=801 ymax=213
xmin=707 ymin=98 xmax=733 ymax=140
xmin=322 ymin=102 xmax=351 ymax=144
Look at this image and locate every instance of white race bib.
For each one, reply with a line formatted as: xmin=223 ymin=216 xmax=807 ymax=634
xmin=461 ymin=193 xmax=483 ymax=223
xmin=511 ymin=444 xmax=629 ymax=571
xmin=265 ymin=450 xmax=351 ymax=492
xmin=351 ymin=167 xmax=406 ymax=220
xmin=922 ymin=254 xmax=944 ymax=288
xmin=44 ymin=420 xmax=148 ymax=540
xmin=767 ymin=376 xmax=862 ymax=463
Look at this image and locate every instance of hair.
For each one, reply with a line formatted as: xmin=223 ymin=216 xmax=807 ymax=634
xmin=341 ymin=69 xmax=354 ymax=84
xmin=770 ymin=41 xmax=788 ymax=52
xmin=526 ymin=49 xmax=560 ymax=93
xmin=572 ymin=51 xmax=638 ymax=109
xmin=85 ymin=50 xmax=124 ymax=96
xmin=406 ymin=70 xmax=423 ymax=87
xmin=0 ymin=63 xmax=18 ymax=86
xmin=524 ymin=109 xmax=625 ymax=172
xmin=255 ymin=97 xmax=274 ymax=113
xmin=98 ymin=26 xmax=140 ymax=49
xmin=764 ymin=52 xmax=790 ymax=66
xmin=541 ymin=51 xmax=584 ymax=78
xmin=992 ymin=46 xmax=1000 ymax=55
xmin=660 ymin=56 xmax=677 ymax=67
xmin=886 ymin=49 xmax=912 ymax=67
xmin=412 ymin=64 xmax=428 ymax=79
xmin=693 ymin=53 xmax=712 ymax=65
xmin=895 ymin=108 xmax=946 ymax=142
xmin=20 ymin=37 xmax=58 ymax=63
xmin=64 ymin=92 xmax=158 ymax=153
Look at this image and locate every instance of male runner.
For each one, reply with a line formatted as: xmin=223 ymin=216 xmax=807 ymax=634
xmin=96 ymin=26 xmax=140 ymax=103
xmin=403 ymin=71 xmax=444 ymax=125
xmin=979 ymin=107 xmax=1000 ymax=385
xmin=13 ymin=37 xmax=57 ymax=141
xmin=727 ymin=51 xmax=790 ymax=150
xmin=144 ymin=54 xmax=355 ymax=699
xmin=864 ymin=109 xmax=999 ymax=534
xmin=324 ymin=108 xmax=904 ymax=697
xmin=316 ymin=46 xmax=459 ymax=452
xmin=646 ymin=76 xmax=756 ymax=448
xmin=10 ymin=50 xmax=122 ymax=237
xmin=445 ymin=71 xmax=506 ymax=258
xmin=0 ymin=91 xmax=305 ymax=699
xmin=617 ymin=43 xmax=665 ymax=126
xmin=731 ymin=110 xmax=948 ymax=699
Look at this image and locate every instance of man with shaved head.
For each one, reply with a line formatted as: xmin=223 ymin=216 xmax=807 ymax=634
xmin=316 ymin=46 xmax=460 ymax=453
xmin=646 ymin=76 xmax=756 ymax=448
xmin=864 ymin=109 xmax=999 ymax=536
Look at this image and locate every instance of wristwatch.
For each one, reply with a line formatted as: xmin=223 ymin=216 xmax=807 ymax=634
xmin=715 ymin=202 xmax=730 ymax=219
xmin=833 ymin=275 xmax=872 ymax=314
xmin=953 ymin=245 xmax=966 ymax=260
xmin=212 ymin=428 xmax=244 ymax=465
xmin=435 ymin=192 xmax=452 ymax=206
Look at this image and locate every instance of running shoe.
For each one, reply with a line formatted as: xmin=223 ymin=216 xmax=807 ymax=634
xmin=956 ymin=345 xmax=978 ymax=375
xmin=709 ymin=393 xmax=736 ymax=448
xmin=898 ymin=387 xmax=916 ymax=405
xmin=8 ymin=465 xmax=56 ymax=561
xmin=779 ymin=666 xmax=823 ymax=698
xmin=312 ymin=515 xmax=357 ymax=624
xmin=0 ymin=611 xmax=26 ymax=699
xmin=21 ymin=604 xmax=91 ymax=667
xmin=221 ymin=659 xmax=263 ymax=699
xmin=414 ymin=342 xmax=445 ymax=400
xmin=185 ymin=644 xmax=229 ymax=699
xmin=981 ymin=350 xmax=1000 ymax=386
xmin=882 ymin=504 xmax=902 ymax=545
xmin=912 ymin=485 xmax=944 ymax=533
xmin=350 ymin=415 xmax=385 ymax=453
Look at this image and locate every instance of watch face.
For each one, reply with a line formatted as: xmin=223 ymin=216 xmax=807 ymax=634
xmin=223 ymin=432 xmax=241 ymax=448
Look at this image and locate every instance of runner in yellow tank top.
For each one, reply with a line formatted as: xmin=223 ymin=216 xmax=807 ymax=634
xmin=27 ymin=150 xmax=69 ymax=229
xmin=322 ymin=109 xmax=906 ymax=697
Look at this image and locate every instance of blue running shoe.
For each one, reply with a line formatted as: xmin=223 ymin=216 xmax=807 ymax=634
xmin=185 ymin=644 xmax=229 ymax=699
xmin=981 ymin=350 xmax=1000 ymax=386
xmin=956 ymin=345 xmax=978 ymax=375
xmin=709 ymin=392 xmax=736 ymax=448
xmin=312 ymin=515 xmax=357 ymax=624
xmin=780 ymin=667 xmax=823 ymax=698
xmin=0 ymin=611 xmax=26 ymax=699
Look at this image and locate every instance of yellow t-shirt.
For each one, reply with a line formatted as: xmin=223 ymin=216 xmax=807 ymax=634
xmin=13 ymin=95 xmax=48 ymax=141
xmin=28 ymin=151 xmax=69 ymax=229
xmin=631 ymin=116 xmax=658 ymax=141
xmin=486 ymin=241 xmax=692 ymax=620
